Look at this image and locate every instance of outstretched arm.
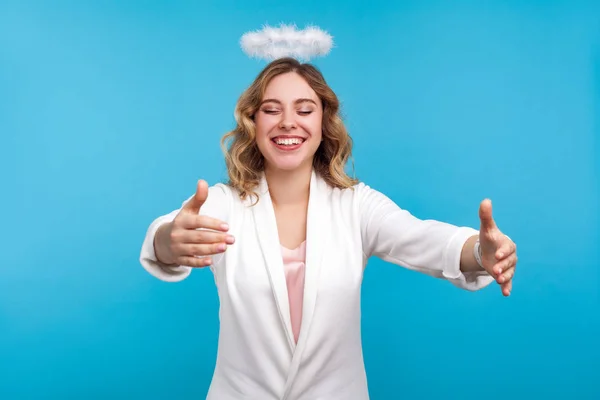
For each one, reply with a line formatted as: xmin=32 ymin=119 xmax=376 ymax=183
xmin=358 ymin=183 xmax=495 ymax=292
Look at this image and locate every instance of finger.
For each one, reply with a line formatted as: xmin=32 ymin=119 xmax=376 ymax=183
xmin=478 ymin=199 xmax=498 ymax=234
xmin=182 ymin=180 xmax=209 ymax=214
xmin=497 ymin=265 xmax=515 ymax=284
xmin=180 ymin=214 xmax=230 ymax=232
xmin=181 ymin=242 xmax=229 ymax=257
xmin=179 ymin=230 xmax=235 ymax=245
xmin=492 ymin=254 xmax=517 ymax=276
xmin=495 ymin=240 xmax=516 ymax=260
xmin=177 ymin=255 xmax=213 ymax=268
xmin=168 ymin=226 xmax=230 ymax=248
xmin=501 ymin=279 xmax=512 ymax=297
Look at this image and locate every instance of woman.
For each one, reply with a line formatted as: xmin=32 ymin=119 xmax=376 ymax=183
xmin=140 ymin=57 xmax=517 ymax=400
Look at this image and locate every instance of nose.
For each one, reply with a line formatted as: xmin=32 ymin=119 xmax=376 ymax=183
xmin=279 ymin=112 xmax=297 ymax=130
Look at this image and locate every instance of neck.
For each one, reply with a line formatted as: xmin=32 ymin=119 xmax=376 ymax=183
xmin=264 ymin=163 xmax=312 ymax=207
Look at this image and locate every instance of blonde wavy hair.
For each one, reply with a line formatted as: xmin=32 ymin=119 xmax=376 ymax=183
xmin=220 ymin=57 xmax=358 ymax=203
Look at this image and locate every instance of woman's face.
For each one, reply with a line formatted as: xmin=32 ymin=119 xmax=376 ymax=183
xmin=254 ymin=72 xmax=323 ymax=173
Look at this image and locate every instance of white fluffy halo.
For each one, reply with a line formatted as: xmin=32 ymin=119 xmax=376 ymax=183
xmin=240 ymin=23 xmax=334 ymax=62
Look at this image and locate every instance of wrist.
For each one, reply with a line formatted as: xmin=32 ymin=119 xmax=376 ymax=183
xmin=473 ymin=238 xmax=483 ymax=269
xmin=154 ymin=222 xmax=176 ymax=265
xmin=460 ymin=234 xmax=482 ymax=272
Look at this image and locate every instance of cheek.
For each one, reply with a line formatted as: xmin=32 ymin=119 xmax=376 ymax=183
xmin=254 ymin=116 xmax=275 ymax=140
xmin=314 ymin=125 xmax=323 ymax=141
xmin=254 ymin=129 xmax=270 ymax=155
xmin=301 ymin=116 xmax=323 ymax=138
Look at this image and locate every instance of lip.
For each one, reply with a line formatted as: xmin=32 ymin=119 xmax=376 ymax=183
xmin=270 ymin=135 xmax=306 ymax=151
xmin=270 ymin=135 xmax=307 ymax=141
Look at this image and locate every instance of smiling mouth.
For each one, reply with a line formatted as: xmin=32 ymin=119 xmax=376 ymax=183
xmin=271 ymin=137 xmax=306 ymax=146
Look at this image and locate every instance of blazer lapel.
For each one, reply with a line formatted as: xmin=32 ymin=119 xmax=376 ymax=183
xmin=251 ymin=174 xmax=296 ymax=352
xmin=282 ymin=170 xmax=331 ymax=399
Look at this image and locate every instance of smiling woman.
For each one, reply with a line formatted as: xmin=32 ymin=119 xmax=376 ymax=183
xmin=139 ymin=26 xmax=518 ymax=400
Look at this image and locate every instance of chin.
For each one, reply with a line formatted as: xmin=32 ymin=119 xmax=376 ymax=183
xmin=266 ymin=157 xmax=309 ymax=172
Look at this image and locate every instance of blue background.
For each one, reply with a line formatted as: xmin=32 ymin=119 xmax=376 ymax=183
xmin=1 ymin=0 xmax=599 ymax=399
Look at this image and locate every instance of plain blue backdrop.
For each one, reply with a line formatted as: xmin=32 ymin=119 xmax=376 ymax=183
xmin=1 ymin=0 xmax=599 ymax=399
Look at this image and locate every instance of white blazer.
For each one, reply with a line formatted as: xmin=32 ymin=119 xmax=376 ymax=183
xmin=140 ymin=170 xmax=494 ymax=400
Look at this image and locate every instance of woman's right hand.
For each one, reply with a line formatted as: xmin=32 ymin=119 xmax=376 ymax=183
xmin=154 ymin=180 xmax=234 ymax=267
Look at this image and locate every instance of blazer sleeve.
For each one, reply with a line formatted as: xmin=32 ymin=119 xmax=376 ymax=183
xmin=357 ymin=183 xmax=494 ymax=291
xmin=139 ymin=183 xmax=232 ymax=282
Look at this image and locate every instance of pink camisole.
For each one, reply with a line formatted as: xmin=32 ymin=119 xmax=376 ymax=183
xmin=280 ymin=240 xmax=306 ymax=344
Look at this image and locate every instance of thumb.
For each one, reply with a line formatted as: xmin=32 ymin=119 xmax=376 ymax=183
xmin=479 ymin=198 xmax=497 ymax=233
xmin=183 ymin=180 xmax=209 ymax=214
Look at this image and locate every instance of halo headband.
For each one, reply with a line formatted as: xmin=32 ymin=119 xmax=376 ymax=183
xmin=240 ymin=24 xmax=334 ymax=62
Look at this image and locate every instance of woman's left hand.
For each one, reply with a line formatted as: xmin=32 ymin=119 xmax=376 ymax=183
xmin=478 ymin=199 xmax=518 ymax=296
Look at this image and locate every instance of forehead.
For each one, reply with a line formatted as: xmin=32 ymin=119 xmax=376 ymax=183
xmin=263 ymin=72 xmax=320 ymax=103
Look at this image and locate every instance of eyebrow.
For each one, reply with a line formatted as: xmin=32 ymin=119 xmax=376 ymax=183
xmin=260 ymin=98 xmax=318 ymax=106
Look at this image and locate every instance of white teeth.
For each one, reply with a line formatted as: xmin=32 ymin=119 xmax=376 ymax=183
xmin=274 ymin=138 xmax=303 ymax=145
